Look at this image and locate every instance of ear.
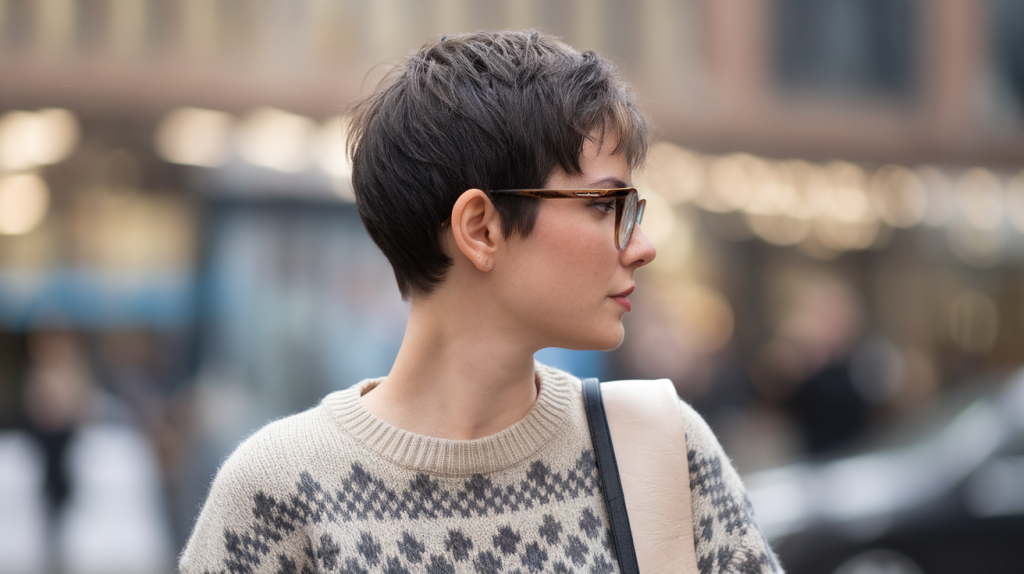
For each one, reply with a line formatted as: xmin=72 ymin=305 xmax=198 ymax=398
xmin=450 ymin=189 xmax=502 ymax=271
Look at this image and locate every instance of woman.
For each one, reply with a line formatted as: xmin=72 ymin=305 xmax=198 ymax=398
xmin=181 ymin=30 xmax=781 ymax=574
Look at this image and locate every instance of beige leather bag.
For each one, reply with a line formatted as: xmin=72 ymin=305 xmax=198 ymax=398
xmin=601 ymin=379 xmax=700 ymax=574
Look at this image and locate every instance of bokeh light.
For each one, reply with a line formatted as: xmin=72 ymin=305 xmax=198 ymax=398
xmin=701 ymin=153 xmax=755 ymax=213
xmin=154 ymin=107 xmax=234 ymax=168
xmin=670 ymin=283 xmax=735 ymax=355
xmin=237 ymin=107 xmax=316 ymax=173
xmin=0 ymin=109 xmax=79 ymax=171
xmin=869 ymin=165 xmax=928 ymax=228
xmin=916 ymin=165 xmax=956 ymax=227
xmin=824 ymin=161 xmax=873 ymax=224
xmin=956 ymin=168 xmax=1004 ymax=231
xmin=635 ymin=187 xmax=676 ymax=247
xmin=0 ymin=173 xmax=50 ymax=236
xmin=316 ymin=115 xmax=354 ymax=201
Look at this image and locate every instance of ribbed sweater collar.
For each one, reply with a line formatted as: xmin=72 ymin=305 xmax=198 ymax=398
xmin=322 ymin=363 xmax=579 ymax=476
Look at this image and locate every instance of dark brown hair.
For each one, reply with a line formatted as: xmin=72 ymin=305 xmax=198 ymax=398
xmin=347 ymin=29 xmax=651 ymax=299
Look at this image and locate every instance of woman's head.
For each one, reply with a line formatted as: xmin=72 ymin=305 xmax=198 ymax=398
xmin=348 ymin=29 xmax=651 ymax=299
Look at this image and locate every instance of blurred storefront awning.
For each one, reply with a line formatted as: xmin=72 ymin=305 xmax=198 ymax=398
xmin=0 ymin=269 xmax=193 ymax=330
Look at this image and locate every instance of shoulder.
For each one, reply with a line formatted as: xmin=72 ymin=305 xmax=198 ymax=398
xmin=674 ymin=396 xmax=749 ymax=519
xmin=220 ymin=400 xmax=339 ymax=481
xmin=676 ymin=396 xmax=785 ymax=573
xmin=674 ymin=396 xmax=744 ymax=508
xmin=179 ymin=397 xmax=353 ymax=573
xmin=675 ymin=398 xmax=724 ymax=463
xmin=195 ymin=400 xmax=342 ymax=519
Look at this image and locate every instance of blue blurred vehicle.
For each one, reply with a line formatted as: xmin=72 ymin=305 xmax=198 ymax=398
xmin=745 ymin=369 xmax=1024 ymax=574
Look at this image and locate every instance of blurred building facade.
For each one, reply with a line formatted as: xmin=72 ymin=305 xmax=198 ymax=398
xmin=1 ymin=0 xmax=1024 ymax=567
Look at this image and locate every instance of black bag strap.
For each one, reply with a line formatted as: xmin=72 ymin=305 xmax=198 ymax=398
xmin=582 ymin=378 xmax=640 ymax=574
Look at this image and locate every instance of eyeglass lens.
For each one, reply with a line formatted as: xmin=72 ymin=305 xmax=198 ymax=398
xmin=616 ymin=191 xmax=638 ymax=250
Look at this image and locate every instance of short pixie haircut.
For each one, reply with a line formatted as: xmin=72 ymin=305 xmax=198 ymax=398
xmin=348 ymin=30 xmax=651 ymax=299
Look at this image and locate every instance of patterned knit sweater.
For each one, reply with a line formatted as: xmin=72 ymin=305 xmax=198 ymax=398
xmin=180 ymin=363 xmax=782 ymax=574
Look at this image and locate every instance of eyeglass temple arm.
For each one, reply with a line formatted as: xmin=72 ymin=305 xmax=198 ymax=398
xmin=489 ymin=188 xmax=635 ymax=198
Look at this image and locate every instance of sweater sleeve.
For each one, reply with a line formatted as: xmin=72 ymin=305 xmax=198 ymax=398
xmin=679 ymin=399 xmax=784 ymax=574
xmin=178 ymin=424 xmax=316 ymax=574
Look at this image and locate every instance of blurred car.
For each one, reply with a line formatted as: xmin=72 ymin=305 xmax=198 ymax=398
xmin=745 ymin=368 xmax=1024 ymax=574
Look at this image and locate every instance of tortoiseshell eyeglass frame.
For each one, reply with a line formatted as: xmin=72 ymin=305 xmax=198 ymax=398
xmin=488 ymin=188 xmax=646 ymax=250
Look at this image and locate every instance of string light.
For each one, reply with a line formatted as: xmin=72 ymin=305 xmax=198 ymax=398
xmin=700 ymin=153 xmax=758 ymax=213
xmin=824 ymin=161 xmax=873 ymax=224
xmin=956 ymin=168 xmax=1003 ymax=231
xmin=869 ymin=165 xmax=928 ymax=228
xmin=634 ymin=144 xmax=1022 ymax=261
xmin=916 ymin=165 xmax=955 ymax=227
xmin=143 ymin=109 xmax=1024 ymax=260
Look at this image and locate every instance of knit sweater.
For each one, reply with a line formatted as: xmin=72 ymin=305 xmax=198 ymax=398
xmin=180 ymin=363 xmax=782 ymax=574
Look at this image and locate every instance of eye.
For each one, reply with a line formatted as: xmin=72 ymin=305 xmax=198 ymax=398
xmin=590 ymin=199 xmax=615 ymax=214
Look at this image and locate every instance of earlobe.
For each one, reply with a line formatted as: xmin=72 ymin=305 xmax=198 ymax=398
xmin=450 ymin=189 xmax=501 ymax=272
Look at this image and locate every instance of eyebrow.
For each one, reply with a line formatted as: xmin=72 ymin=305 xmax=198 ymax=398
xmin=587 ymin=177 xmax=630 ymax=189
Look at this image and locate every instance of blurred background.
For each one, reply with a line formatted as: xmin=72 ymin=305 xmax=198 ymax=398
xmin=1 ymin=1 xmax=1023 ymax=573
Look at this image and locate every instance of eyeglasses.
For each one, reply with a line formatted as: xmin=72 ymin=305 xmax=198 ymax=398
xmin=489 ymin=187 xmax=645 ymax=251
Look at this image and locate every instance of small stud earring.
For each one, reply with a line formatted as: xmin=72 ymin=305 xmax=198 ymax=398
xmin=486 ymin=263 xmax=490 ymax=269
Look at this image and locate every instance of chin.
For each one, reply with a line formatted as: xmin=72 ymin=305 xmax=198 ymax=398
xmin=601 ymin=330 xmax=626 ymax=351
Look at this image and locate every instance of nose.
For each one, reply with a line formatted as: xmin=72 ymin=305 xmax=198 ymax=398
xmin=621 ymin=224 xmax=657 ymax=268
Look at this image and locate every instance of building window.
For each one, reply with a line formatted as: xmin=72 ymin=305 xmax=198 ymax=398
xmin=992 ymin=0 xmax=1024 ymax=114
xmin=772 ymin=0 xmax=919 ymax=99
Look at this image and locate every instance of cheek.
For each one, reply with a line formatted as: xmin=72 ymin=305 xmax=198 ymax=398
xmin=527 ymin=208 xmax=613 ymax=294
xmin=498 ymin=207 xmax=622 ymax=345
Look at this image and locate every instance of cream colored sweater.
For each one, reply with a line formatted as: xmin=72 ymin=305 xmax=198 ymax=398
xmin=180 ymin=363 xmax=781 ymax=573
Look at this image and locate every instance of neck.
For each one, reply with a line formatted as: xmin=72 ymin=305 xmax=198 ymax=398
xmin=360 ymin=289 xmax=539 ymax=440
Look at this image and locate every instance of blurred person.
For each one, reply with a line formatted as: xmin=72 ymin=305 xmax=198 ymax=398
xmin=753 ymin=276 xmax=870 ymax=454
xmin=18 ymin=332 xmax=95 ymax=573
xmin=18 ymin=331 xmax=175 ymax=574
xmin=181 ymin=30 xmax=781 ymax=574
xmin=21 ymin=332 xmax=97 ymax=519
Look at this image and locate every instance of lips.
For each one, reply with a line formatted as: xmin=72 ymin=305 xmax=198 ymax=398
xmin=610 ymin=286 xmax=634 ymax=311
